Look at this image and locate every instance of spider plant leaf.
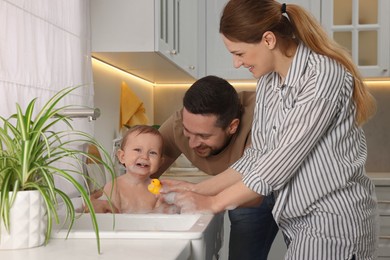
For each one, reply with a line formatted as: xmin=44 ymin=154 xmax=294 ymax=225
xmin=0 ymin=86 xmax=115 ymax=253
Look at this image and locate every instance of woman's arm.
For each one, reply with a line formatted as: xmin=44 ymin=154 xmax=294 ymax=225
xmin=192 ymin=168 xmax=243 ymax=195
xmin=161 ymin=168 xmax=243 ymax=196
xmin=175 ymin=180 xmax=262 ymax=213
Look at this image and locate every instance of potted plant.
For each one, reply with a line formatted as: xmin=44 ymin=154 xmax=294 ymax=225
xmin=0 ymin=86 xmax=115 ymax=253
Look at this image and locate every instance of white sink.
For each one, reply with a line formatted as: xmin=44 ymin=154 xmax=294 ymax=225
xmin=52 ymin=213 xmax=224 ymax=260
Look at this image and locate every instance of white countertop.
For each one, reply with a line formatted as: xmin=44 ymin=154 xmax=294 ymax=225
xmin=0 ymin=238 xmax=191 ymax=260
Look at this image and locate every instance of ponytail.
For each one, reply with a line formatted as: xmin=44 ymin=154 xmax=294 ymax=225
xmin=286 ymin=4 xmax=376 ymax=125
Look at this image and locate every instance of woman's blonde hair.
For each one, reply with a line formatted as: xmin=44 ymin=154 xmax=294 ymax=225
xmin=220 ymin=0 xmax=376 ymax=125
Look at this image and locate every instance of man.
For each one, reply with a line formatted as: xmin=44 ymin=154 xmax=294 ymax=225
xmin=152 ymin=76 xmax=278 ymax=260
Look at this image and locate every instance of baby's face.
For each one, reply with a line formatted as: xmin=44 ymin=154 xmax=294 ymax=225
xmin=118 ymin=132 xmax=163 ymax=176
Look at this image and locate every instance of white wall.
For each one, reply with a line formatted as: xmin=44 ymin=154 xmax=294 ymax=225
xmin=92 ymin=59 xmax=154 ymax=154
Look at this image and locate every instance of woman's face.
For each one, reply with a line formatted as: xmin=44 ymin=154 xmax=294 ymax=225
xmin=222 ymin=34 xmax=274 ymax=79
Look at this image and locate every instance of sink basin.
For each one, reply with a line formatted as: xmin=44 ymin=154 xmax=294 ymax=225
xmin=53 ymin=213 xmax=215 ymax=239
xmin=52 ymin=213 xmax=224 ymax=260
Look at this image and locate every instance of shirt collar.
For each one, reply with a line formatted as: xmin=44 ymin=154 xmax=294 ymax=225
xmin=284 ymin=43 xmax=311 ymax=88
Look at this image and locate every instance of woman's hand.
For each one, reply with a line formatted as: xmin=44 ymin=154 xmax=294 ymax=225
xmin=174 ymin=191 xmax=220 ymax=214
xmin=159 ymin=179 xmax=218 ymax=213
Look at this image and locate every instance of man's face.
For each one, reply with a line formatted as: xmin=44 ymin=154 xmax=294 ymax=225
xmin=182 ymin=108 xmax=236 ymax=157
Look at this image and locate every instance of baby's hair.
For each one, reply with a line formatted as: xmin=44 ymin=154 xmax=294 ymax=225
xmin=120 ymin=125 xmax=163 ymax=150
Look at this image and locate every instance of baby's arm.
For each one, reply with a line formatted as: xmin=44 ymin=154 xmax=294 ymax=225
xmin=102 ymin=181 xmax=121 ymax=212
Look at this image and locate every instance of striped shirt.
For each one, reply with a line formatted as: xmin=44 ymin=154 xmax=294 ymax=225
xmin=231 ymin=44 xmax=377 ymax=259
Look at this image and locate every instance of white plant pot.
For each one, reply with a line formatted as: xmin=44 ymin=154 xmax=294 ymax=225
xmin=0 ymin=190 xmax=47 ymax=250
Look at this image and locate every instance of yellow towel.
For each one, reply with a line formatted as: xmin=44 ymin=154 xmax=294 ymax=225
xmin=120 ymin=81 xmax=149 ymax=128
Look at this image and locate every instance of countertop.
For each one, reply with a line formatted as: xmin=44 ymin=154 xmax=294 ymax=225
xmin=0 ymin=238 xmax=191 ymax=260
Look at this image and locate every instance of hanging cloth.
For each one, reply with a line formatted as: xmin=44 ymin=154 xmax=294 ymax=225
xmin=119 ymin=81 xmax=149 ymax=128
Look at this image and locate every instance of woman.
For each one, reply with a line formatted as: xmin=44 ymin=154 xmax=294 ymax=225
xmin=161 ymin=0 xmax=378 ymax=259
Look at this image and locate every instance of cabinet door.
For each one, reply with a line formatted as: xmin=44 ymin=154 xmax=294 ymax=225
xmin=91 ymin=0 xmax=155 ymax=52
xmin=321 ymin=0 xmax=390 ymax=78
xmin=157 ymin=0 xmax=199 ymax=78
xmin=205 ymin=0 xmax=253 ymax=80
xmin=205 ymin=0 xmax=316 ymax=80
xmin=374 ymin=185 xmax=390 ymax=257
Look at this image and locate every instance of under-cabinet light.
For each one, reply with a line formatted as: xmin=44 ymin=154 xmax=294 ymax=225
xmin=92 ymin=57 xmax=153 ymax=85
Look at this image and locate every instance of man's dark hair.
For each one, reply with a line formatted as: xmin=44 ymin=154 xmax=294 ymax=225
xmin=183 ymin=75 xmax=241 ymax=128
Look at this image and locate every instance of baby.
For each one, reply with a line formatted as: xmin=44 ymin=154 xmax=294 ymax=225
xmin=100 ymin=125 xmax=177 ymax=214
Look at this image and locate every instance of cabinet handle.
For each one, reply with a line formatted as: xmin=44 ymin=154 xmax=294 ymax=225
xmin=174 ymin=0 xmax=180 ymax=54
xmin=170 ymin=50 xmax=177 ymax=55
xmin=160 ymin=0 xmax=168 ymax=44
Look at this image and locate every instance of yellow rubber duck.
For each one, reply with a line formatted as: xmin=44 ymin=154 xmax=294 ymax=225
xmin=148 ymin=178 xmax=162 ymax=195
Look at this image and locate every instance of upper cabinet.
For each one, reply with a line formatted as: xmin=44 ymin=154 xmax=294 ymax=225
xmin=157 ymin=0 xmax=205 ymax=79
xmin=91 ymin=0 xmax=389 ymax=83
xmin=91 ymin=1 xmax=155 ymax=52
xmin=91 ymin=0 xmax=202 ymax=83
xmin=321 ymin=0 xmax=390 ymax=78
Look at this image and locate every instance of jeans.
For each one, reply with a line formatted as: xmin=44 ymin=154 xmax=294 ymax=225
xmin=228 ymin=194 xmax=279 ymax=260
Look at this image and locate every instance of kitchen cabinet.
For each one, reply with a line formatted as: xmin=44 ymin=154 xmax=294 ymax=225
xmin=90 ymin=0 xmax=202 ymax=83
xmin=321 ymin=0 xmax=390 ymax=78
xmin=157 ymin=0 xmax=205 ymax=79
xmin=91 ymin=1 xmax=154 ymax=53
xmin=367 ymin=172 xmax=390 ymax=259
xmin=91 ymin=0 xmax=389 ymax=83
